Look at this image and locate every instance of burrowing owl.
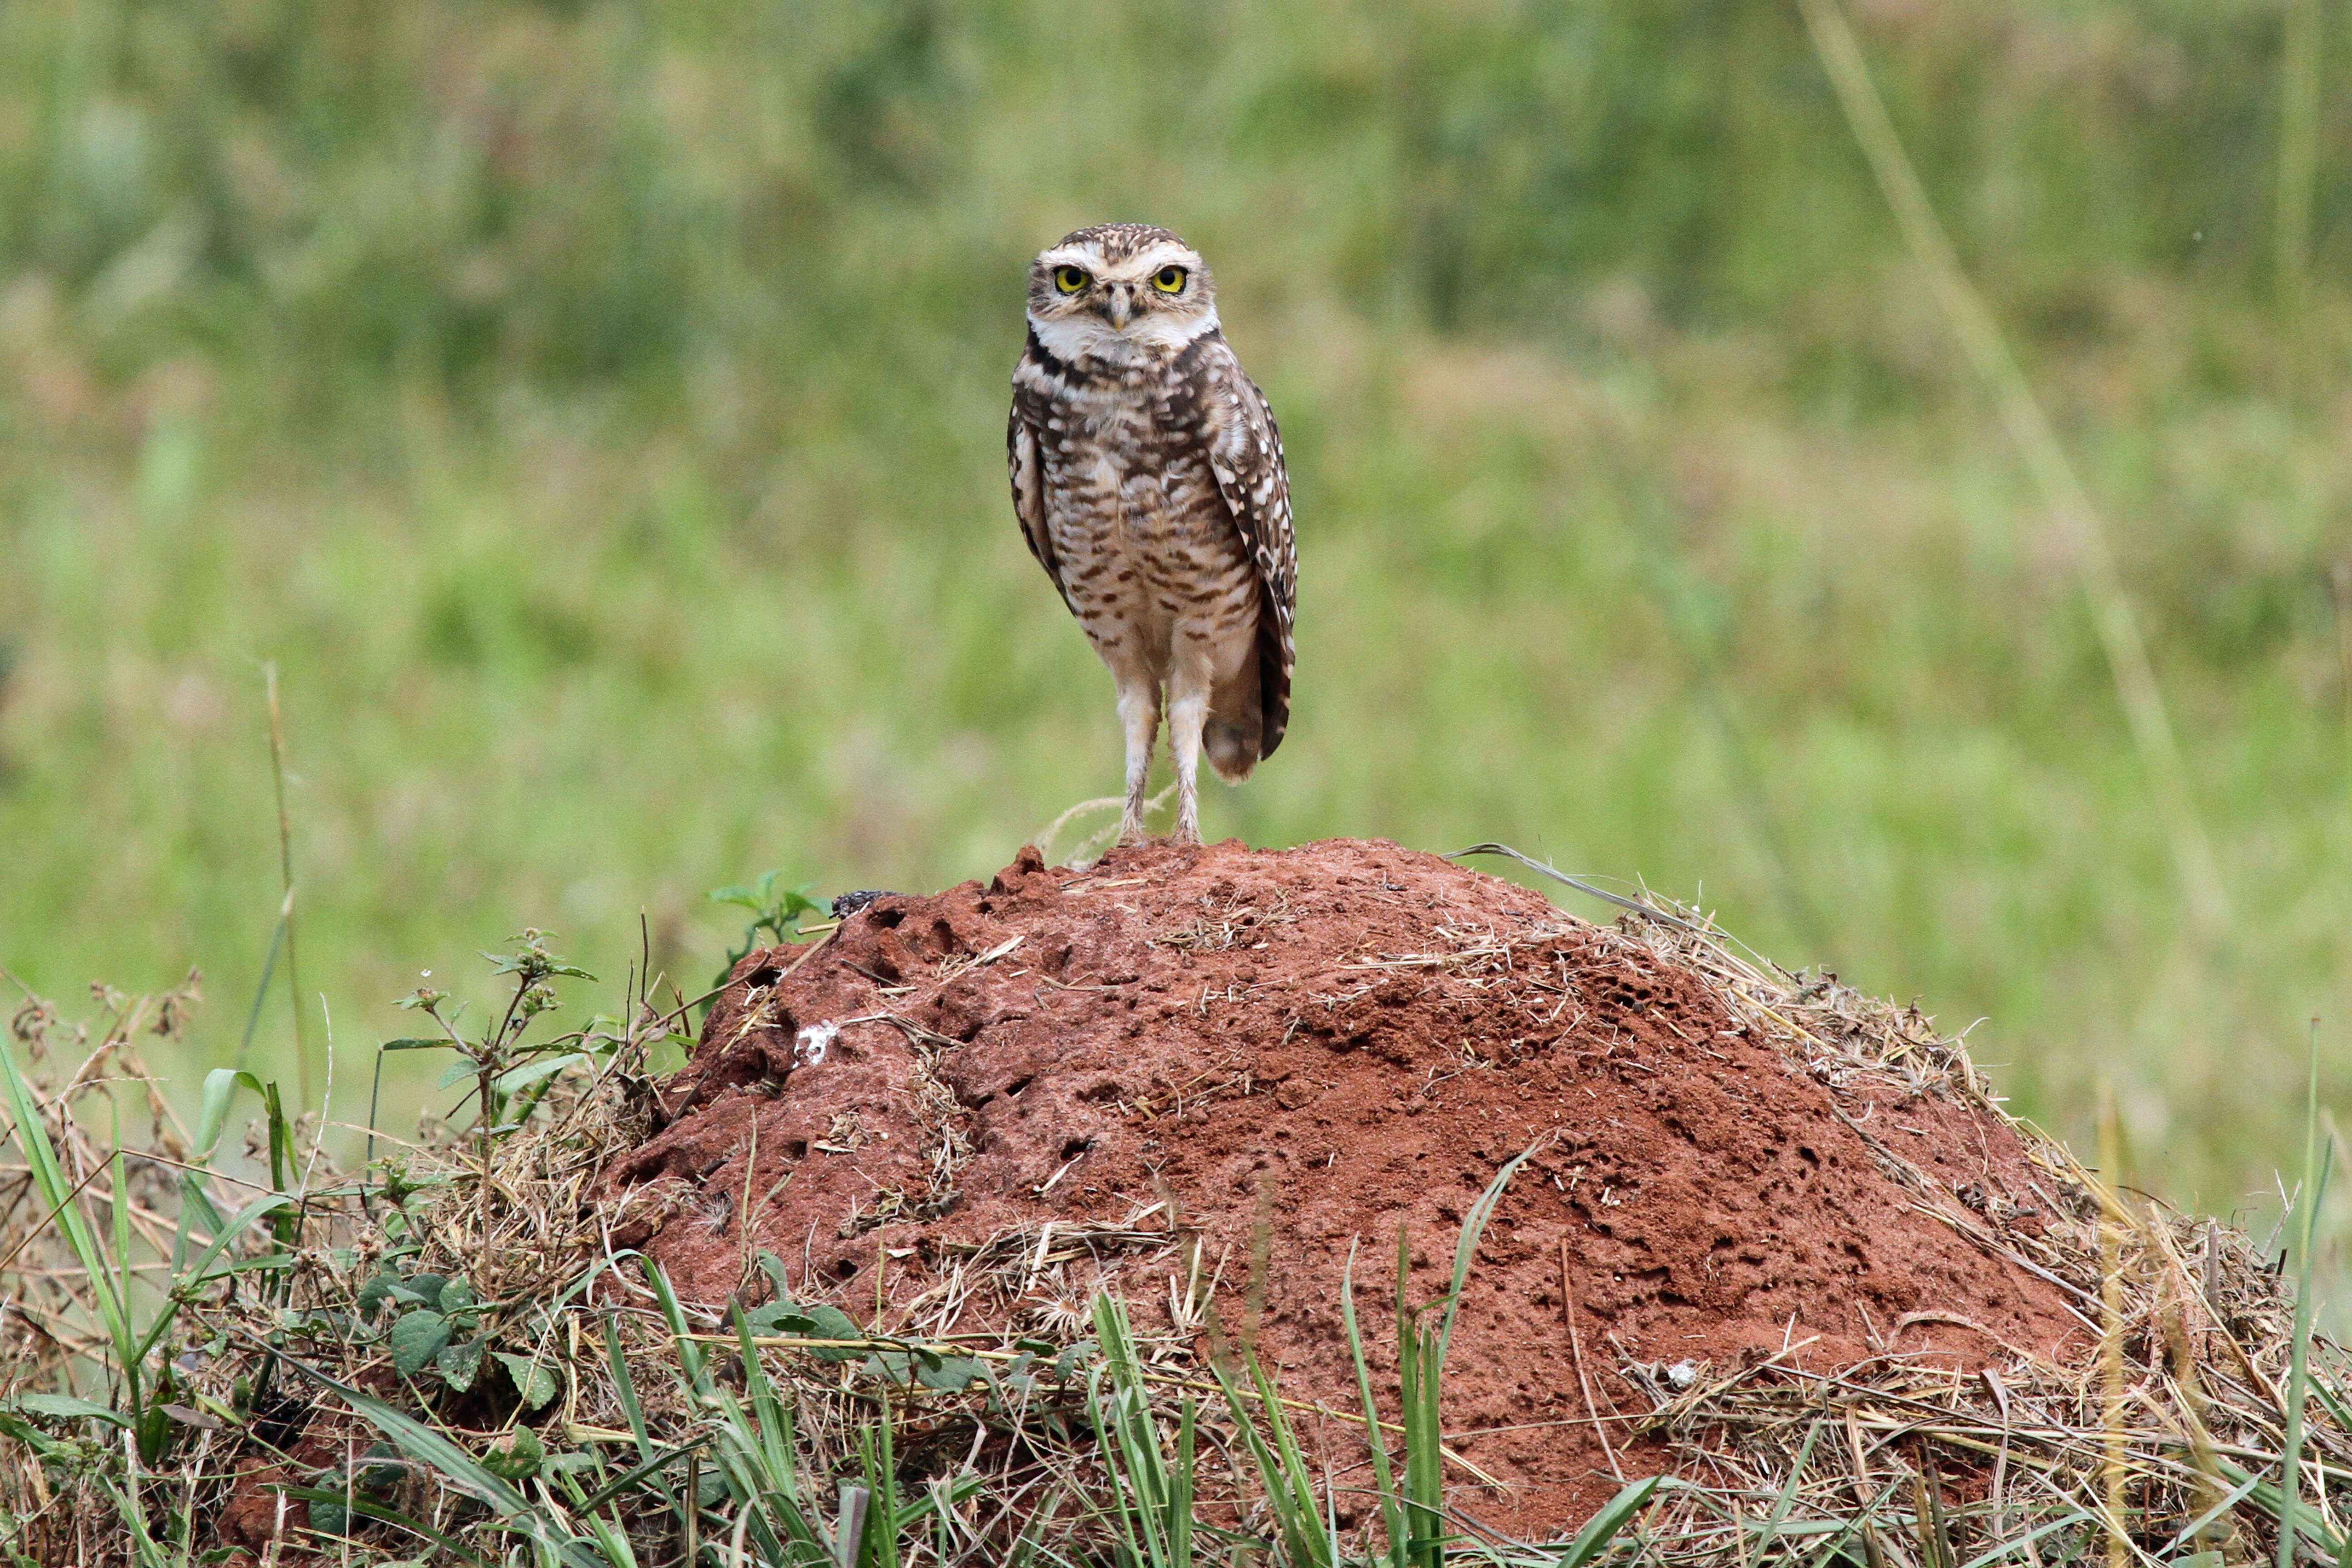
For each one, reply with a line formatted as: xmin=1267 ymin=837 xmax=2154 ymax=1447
xmin=1008 ymin=224 xmax=1297 ymax=847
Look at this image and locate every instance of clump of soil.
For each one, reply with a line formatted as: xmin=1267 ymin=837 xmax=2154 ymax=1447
xmin=611 ymin=838 xmax=2083 ymax=1535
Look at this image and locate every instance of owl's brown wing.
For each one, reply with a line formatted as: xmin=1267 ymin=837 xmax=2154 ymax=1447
xmin=1006 ymin=396 xmax=1073 ymax=613
xmin=1196 ymin=336 xmax=1297 ymax=759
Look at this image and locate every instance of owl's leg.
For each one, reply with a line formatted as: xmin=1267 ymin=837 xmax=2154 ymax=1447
xmin=1166 ymin=706 xmax=1205 ymax=845
xmin=1115 ymin=681 xmax=1161 ymax=847
xmin=1165 ymin=686 xmax=1208 ymax=848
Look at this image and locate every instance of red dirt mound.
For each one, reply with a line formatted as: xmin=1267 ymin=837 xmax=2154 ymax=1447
xmin=610 ymin=838 xmax=2084 ymax=1535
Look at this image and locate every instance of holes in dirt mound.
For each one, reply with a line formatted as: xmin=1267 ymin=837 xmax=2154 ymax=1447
xmin=689 ymin=1042 xmax=796 ymax=1103
xmin=949 ymin=1067 xmax=1034 ymax=1114
xmin=1060 ymin=1136 xmax=1095 ymax=1161
xmin=1592 ymin=977 xmax=1661 ymax=1013
xmin=742 ymin=965 xmax=783 ymax=990
xmin=1077 ymin=1079 xmax=1124 ymax=1104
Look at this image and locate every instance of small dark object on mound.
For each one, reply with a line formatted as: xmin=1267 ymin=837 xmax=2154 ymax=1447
xmin=830 ymin=889 xmax=899 ymax=920
xmin=616 ymin=838 xmax=2088 ymax=1537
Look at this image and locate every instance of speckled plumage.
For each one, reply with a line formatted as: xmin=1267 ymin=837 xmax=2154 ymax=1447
xmin=1008 ymin=223 xmax=1297 ymax=846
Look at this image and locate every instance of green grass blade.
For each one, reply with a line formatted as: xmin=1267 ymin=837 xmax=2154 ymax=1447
xmin=1342 ymin=1240 xmax=1408 ymax=1568
xmin=1438 ymin=1137 xmax=1542 ymax=1360
xmin=603 ymin=1313 xmax=657 ymax=1467
xmin=196 ymin=1068 xmax=269 ymax=1159
xmin=1961 ymin=1511 xmax=2104 ymax=1568
xmin=2278 ymin=1028 xmax=2332 ymax=1568
xmin=129 ymin=1189 xmax=295 ymax=1370
xmin=568 ymin=1441 xmax=706 ymax=1515
xmin=731 ymin=1303 xmax=815 ymax=1530
xmin=0 ymin=1036 xmax=136 ymax=1372
xmin=232 ymin=910 xmax=287 ymax=1076
xmin=644 ymin=1259 xmax=709 ymax=1393
xmin=1750 ymin=1419 xmax=1821 ymax=1559
xmin=1552 ymin=1474 xmax=1661 ymax=1568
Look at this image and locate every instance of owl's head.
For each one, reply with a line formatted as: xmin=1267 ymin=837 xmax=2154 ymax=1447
xmin=1027 ymin=224 xmax=1218 ymax=363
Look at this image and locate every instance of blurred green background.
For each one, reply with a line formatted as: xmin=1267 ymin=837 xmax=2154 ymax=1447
xmin=0 ymin=1 xmax=2346 ymax=1250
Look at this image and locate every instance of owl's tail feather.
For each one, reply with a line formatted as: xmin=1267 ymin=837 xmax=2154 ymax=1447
xmin=1204 ymin=657 xmax=1264 ymax=784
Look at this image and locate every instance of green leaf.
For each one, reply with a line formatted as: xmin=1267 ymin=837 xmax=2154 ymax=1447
xmin=436 ymin=1059 xmax=479 ymax=1091
xmin=389 ymin=1310 xmax=452 ymax=1377
xmin=439 ymin=1279 xmax=477 ymax=1314
xmin=709 ymin=873 xmax=820 ymax=924
xmin=916 ymin=1355 xmax=984 ymax=1392
xmin=495 ymin=1353 xmax=560 ymax=1411
xmin=802 ymin=1304 xmax=864 ymax=1362
xmin=358 ymin=1441 xmax=406 ymax=1490
xmin=438 ymin=1338 xmax=487 ymax=1392
xmin=490 ymin=1052 xmax=588 ymax=1100
xmin=307 ymin=1484 xmax=353 ymax=1538
xmin=0 ymin=1410 xmax=72 ymax=1459
xmin=482 ymin=1424 xmax=544 ymax=1481
xmin=13 ymin=1392 xmax=127 ymax=1427
xmin=355 ymin=1271 xmax=401 ymax=1318
xmin=745 ymin=1303 xmax=816 ymax=1335
xmin=405 ymin=1273 xmax=450 ymax=1310
xmin=378 ymin=1038 xmax=455 ymax=1052
xmin=195 ymin=1068 xmax=270 ymax=1157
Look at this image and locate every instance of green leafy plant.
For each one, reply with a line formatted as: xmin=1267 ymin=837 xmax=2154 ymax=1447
xmin=370 ymin=930 xmax=602 ymax=1248
xmin=709 ymin=872 xmax=824 ymax=992
xmin=387 ymin=929 xmax=599 ymax=1138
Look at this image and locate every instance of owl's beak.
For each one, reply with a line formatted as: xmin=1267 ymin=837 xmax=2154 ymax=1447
xmin=1105 ymin=287 xmax=1132 ymax=329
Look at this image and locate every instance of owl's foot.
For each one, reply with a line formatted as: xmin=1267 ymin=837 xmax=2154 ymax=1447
xmin=1116 ymin=815 xmax=1149 ymax=848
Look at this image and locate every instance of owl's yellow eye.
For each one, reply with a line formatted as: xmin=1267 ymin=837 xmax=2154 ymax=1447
xmin=1054 ymin=265 xmax=1088 ymax=294
xmin=1152 ymin=265 xmax=1187 ymax=294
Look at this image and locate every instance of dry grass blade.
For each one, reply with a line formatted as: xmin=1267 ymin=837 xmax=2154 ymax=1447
xmin=1793 ymin=0 xmax=2230 ymax=942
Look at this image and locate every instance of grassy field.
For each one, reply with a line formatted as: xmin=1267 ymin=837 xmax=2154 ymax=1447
xmin=1 ymin=0 xmax=2348 ymax=1257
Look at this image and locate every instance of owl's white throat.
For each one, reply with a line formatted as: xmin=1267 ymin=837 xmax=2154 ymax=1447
xmin=1029 ymin=307 xmax=1220 ymax=366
